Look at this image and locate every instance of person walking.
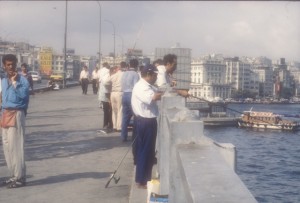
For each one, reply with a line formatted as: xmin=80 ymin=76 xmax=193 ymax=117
xmin=79 ymin=65 xmax=90 ymax=95
xmin=98 ymin=62 xmax=113 ymax=133
xmin=131 ymin=64 xmax=163 ymax=189
xmin=1 ymin=54 xmax=30 ymax=188
xmin=91 ymin=66 xmax=99 ymax=94
xmin=110 ymin=65 xmax=123 ymax=132
xmin=120 ymin=59 xmax=139 ymax=142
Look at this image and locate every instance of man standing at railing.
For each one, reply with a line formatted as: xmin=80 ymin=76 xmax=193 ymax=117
xmin=120 ymin=59 xmax=139 ymax=142
xmin=156 ymin=54 xmax=189 ymax=97
xmin=131 ymin=64 xmax=163 ymax=189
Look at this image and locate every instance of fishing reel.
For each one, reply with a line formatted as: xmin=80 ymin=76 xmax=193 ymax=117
xmin=105 ymin=171 xmax=120 ymax=188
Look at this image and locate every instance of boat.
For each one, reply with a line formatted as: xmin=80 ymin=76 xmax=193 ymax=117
xmin=238 ymin=110 xmax=300 ymax=131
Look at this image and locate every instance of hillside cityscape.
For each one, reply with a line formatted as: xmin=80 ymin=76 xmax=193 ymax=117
xmin=1 ymin=38 xmax=300 ymax=102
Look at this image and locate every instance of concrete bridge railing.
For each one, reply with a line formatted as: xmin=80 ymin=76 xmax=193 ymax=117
xmin=157 ymin=93 xmax=257 ymax=203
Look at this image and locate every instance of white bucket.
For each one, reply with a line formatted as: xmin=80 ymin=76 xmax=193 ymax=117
xmin=147 ymin=179 xmax=160 ymax=203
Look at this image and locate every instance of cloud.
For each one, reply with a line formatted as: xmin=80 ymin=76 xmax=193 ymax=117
xmin=0 ymin=1 xmax=299 ymax=61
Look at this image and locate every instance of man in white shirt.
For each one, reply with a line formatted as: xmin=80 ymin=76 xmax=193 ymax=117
xmin=156 ymin=54 xmax=177 ymax=88
xmin=91 ymin=67 xmax=99 ymax=94
xmin=98 ymin=63 xmax=113 ymax=133
xmin=131 ymin=64 xmax=163 ymax=189
xmin=156 ymin=54 xmax=189 ymax=97
xmin=79 ymin=66 xmax=90 ymax=95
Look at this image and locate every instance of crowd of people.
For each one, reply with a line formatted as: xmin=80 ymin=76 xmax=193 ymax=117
xmin=94 ymin=54 xmax=189 ymax=189
xmin=0 ymin=53 xmax=189 ymax=190
xmin=78 ymin=53 xmax=189 ymax=189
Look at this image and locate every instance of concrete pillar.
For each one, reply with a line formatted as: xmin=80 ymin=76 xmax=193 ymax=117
xmin=169 ymin=120 xmax=204 ymax=203
xmin=214 ymin=142 xmax=237 ymax=171
xmin=158 ymin=95 xmax=185 ymax=194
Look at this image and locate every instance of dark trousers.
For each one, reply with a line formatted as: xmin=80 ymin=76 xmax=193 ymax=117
xmin=92 ymin=79 xmax=98 ymax=94
xmin=102 ymin=101 xmax=113 ymax=129
xmin=81 ymin=78 xmax=89 ymax=94
xmin=132 ymin=115 xmax=137 ymax=164
xmin=135 ymin=116 xmax=157 ymax=185
xmin=121 ymin=92 xmax=133 ymax=141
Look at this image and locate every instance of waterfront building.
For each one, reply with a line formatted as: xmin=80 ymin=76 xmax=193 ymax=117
xmin=225 ymin=57 xmax=253 ymax=94
xmin=190 ymin=54 xmax=231 ymax=100
xmin=273 ymin=58 xmax=294 ymax=98
xmin=252 ymin=66 xmax=274 ymax=97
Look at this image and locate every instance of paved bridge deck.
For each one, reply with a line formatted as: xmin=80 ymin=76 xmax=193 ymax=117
xmin=0 ymin=86 xmax=134 ymax=203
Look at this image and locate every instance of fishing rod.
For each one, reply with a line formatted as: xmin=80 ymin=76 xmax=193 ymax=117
xmin=104 ymin=133 xmax=138 ymax=188
xmin=172 ymin=74 xmax=300 ymax=129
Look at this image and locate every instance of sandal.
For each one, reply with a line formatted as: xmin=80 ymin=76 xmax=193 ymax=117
xmin=7 ymin=180 xmax=26 ymax=189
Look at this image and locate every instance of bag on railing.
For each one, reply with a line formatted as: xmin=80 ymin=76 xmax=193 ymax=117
xmin=1 ymin=109 xmax=17 ymax=128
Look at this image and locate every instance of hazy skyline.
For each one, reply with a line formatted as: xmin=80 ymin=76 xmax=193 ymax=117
xmin=1 ymin=1 xmax=299 ymax=61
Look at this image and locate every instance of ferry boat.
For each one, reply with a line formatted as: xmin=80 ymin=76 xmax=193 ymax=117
xmin=238 ymin=110 xmax=300 ymax=131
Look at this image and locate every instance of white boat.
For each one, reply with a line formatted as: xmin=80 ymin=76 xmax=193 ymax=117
xmin=238 ymin=111 xmax=300 ymax=131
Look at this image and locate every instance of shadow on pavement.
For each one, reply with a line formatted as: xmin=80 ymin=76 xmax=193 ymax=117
xmin=0 ymin=129 xmax=129 ymax=167
xmin=26 ymin=172 xmax=111 ymax=187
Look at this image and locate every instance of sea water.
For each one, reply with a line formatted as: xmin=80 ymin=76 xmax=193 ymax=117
xmin=205 ymin=104 xmax=300 ymax=203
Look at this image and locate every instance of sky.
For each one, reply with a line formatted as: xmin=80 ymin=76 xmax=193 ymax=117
xmin=0 ymin=1 xmax=299 ymax=62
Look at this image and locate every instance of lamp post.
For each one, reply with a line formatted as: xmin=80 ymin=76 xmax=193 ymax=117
xmin=63 ymin=0 xmax=68 ymax=88
xmin=115 ymin=34 xmax=124 ymax=61
xmin=104 ymin=19 xmax=115 ymax=66
xmin=96 ymin=1 xmax=101 ymax=68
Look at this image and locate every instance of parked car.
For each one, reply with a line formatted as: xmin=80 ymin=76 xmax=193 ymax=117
xmin=28 ymin=71 xmax=42 ymax=83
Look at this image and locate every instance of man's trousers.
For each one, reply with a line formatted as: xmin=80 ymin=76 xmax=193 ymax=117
xmin=135 ymin=116 xmax=157 ymax=185
xmin=2 ymin=110 xmax=26 ymax=182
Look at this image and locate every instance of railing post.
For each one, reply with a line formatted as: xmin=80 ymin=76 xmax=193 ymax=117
xmin=157 ymin=95 xmax=186 ymax=194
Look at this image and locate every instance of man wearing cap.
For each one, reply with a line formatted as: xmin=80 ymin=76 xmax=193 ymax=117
xmin=131 ymin=64 xmax=163 ymax=189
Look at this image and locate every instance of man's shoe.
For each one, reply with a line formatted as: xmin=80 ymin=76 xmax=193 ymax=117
xmin=106 ymin=128 xmax=113 ymax=133
xmin=2 ymin=178 xmax=15 ymax=186
xmin=97 ymin=129 xmax=108 ymax=134
xmin=7 ymin=180 xmax=26 ymax=189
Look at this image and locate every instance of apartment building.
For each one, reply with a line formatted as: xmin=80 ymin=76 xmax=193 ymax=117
xmin=190 ymin=55 xmax=231 ymax=100
xmin=252 ymin=67 xmax=274 ymax=97
xmin=225 ymin=57 xmax=253 ymax=91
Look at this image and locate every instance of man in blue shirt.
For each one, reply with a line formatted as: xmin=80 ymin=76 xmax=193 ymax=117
xmin=120 ymin=59 xmax=140 ymax=142
xmin=1 ymin=54 xmax=30 ymax=188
